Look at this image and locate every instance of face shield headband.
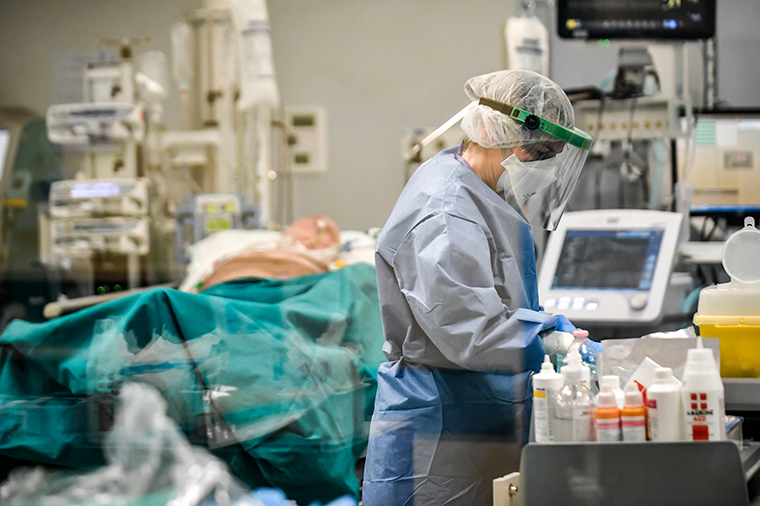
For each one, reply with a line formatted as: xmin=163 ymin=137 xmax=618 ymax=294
xmin=478 ymin=98 xmax=594 ymax=231
xmin=477 ymin=97 xmax=593 ymax=149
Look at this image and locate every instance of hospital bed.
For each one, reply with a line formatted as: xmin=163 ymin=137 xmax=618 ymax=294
xmin=0 ymin=229 xmax=384 ymax=506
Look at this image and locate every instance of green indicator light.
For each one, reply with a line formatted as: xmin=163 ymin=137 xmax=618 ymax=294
xmin=114 ymin=285 xmax=122 ymax=292
xmin=97 ymin=286 xmax=106 ymax=294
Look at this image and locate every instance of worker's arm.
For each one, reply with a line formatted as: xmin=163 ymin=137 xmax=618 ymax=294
xmin=393 ymin=212 xmax=556 ymax=373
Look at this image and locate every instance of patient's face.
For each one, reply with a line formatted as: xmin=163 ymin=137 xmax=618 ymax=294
xmin=285 ymin=215 xmax=341 ymax=249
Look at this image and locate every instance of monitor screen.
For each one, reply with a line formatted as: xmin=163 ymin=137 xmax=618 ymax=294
xmin=0 ymin=129 xmax=10 ymax=182
xmin=552 ymin=229 xmax=664 ymax=290
xmin=557 ymin=0 xmax=715 ymax=40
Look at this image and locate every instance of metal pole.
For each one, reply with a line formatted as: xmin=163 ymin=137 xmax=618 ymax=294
xmin=127 ymin=253 xmax=140 ymax=290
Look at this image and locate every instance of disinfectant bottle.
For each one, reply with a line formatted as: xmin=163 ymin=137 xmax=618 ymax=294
xmin=554 ymin=355 xmax=595 ymax=442
xmin=595 ymin=382 xmax=622 ymax=441
xmin=601 ymin=375 xmax=625 ymax=410
xmin=562 ymin=347 xmax=594 ymax=399
xmin=647 ymin=367 xmax=684 ymax=441
xmin=682 ymin=338 xmax=726 ymax=441
xmin=570 ymin=329 xmax=599 ymax=396
xmin=622 ymin=382 xmax=647 ymax=441
xmin=567 ymin=328 xmax=589 ymax=358
xmin=533 ymin=355 xmax=564 ymax=443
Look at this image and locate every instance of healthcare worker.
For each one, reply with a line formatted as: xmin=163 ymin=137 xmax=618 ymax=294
xmin=362 ymin=69 xmax=594 ymax=506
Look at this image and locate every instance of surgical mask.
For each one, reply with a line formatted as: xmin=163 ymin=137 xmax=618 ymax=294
xmin=497 ymin=151 xmax=557 ymax=203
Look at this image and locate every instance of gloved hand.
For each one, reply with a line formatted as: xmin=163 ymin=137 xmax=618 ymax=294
xmin=555 ymin=314 xmax=576 ymax=333
xmin=585 ymin=338 xmax=602 ymax=354
xmin=578 ymin=338 xmax=602 ymax=364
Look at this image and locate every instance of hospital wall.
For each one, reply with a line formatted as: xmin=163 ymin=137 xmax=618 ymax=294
xmin=0 ymin=0 xmax=759 ymax=232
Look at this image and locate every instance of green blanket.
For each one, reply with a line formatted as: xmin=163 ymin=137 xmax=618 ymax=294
xmin=0 ymin=263 xmax=385 ymax=506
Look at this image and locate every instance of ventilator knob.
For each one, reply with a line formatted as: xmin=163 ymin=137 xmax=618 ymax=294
xmin=629 ymin=292 xmax=648 ymax=310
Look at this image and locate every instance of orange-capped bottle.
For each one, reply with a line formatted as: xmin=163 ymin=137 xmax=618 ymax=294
xmin=595 ymin=383 xmax=621 ymax=441
xmin=622 ymin=382 xmax=648 ymax=441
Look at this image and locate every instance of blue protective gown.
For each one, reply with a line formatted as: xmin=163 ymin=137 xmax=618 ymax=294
xmin=363 ymin=144 xmax=559 ymax=506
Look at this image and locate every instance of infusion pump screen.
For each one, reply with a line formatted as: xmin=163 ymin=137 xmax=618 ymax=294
xmin=552 ymin=229 xmax=664 ymax=290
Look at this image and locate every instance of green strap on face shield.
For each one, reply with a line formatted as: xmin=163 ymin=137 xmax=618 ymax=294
xmin=478 ymin=97 xmax=593 ymax=150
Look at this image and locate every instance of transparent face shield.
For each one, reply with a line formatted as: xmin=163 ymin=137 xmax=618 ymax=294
xmin=480 ymin=98 xmax=594 ymax=231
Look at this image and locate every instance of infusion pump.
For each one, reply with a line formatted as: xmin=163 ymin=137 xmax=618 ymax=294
xmin=49 ymin=178 xmax=149 ymax=218
xmin=47 ymin=103 xmax=145 ymax=145
xmin=538 ymin=210 xmax=683 ymax=325
xmin=51 ymin=217 xmax=150 ymax=257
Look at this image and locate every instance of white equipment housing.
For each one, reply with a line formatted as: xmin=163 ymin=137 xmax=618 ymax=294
xmin=538 ymin=209 xmax=682 ymax=324
xmin=47 ymin=103 xmax=145 ymax=145
xmin=49 ymin=178 xmax=150 ymax=219
xmin=51 ymin=217 xmax=150 ymax=257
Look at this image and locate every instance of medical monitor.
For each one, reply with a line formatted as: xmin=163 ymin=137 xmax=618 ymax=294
xmin=0 ymin=128 xmax=10 ymax=183
xmin=552 ymin=229 xmax=664 ymax=290
xmin=538 ymin=210 xmax=682 ymax=324
xmin=557 ymin=0 xmax=716 ymax=40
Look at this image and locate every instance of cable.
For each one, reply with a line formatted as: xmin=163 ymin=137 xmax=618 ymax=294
xmin=640 ymin=147 xmax=650 ymax=208
xmin=622 ymin=97 xmax=648 ymax=209
xmin=677 ymin=109 xmax=700 ymax=184
xmin=593 ymin=96 xmax=607 ymax=209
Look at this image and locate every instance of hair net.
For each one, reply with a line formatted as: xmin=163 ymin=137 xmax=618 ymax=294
xmin=460 ymin=70 xmax=575 ymax=149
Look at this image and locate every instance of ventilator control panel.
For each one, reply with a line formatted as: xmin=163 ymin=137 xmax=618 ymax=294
xmin=538 ymin=210 xmax=682 ymax=324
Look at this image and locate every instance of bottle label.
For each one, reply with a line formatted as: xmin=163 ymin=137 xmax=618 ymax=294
xmin=533 ymin=387 xmax=551 ymax=442
xmin=647 ymin=399 xmax=658 ymax=440
xmin=596 ymin=418 xmax=621 ymax=441
xmin=621 ymin=415 xmax=646 ymax=441
xmin=685 ymin=391 xmax=725 ymax=441
xmin=573 ymin=404 xmax=594 ymax=442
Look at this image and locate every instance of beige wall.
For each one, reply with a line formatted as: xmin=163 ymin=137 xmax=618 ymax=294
xmin=267 ymin=0 xmax=518 ymax=229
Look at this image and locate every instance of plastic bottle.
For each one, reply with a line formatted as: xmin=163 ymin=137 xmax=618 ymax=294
xmin=532 ymin=355 xmax=564 ymax=443
xmin=647 ymin=367 xmax=684 ymax=441
xmin=621 ymin=382 xmax=647 ymax=441
xmin=554 ymin=357 xmax=595 ymax=442
xmin=571 ymin=329 xmax=599 ymax=396
xmin=682 ymin=338 xmax=726 ymax=441
xmin=595 ymin=383 xmax=622 ymax=441
xmin=567 ymin=329 xmax=587 ymax=356
xmin=563 ymin=348 xmax=595 ymax=402
xmin=600 ymin=375 xmax=625 ymax=410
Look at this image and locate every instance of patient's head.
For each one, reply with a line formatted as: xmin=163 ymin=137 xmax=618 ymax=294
xmin=284 ymin=215 xmax=341 ymax=249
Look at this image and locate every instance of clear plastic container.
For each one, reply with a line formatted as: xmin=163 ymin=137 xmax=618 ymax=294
xmin=565 ymin=329 xmax=599 ymax=396
xmin=694 ymin=217 xmax=760 ymax=377
xmin=554 ymin=358 xmax=595 ymax=442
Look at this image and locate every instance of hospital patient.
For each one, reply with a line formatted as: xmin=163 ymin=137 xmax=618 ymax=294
xmin=363 ymin=70 xmax=595 ymax=506
xmin=196 ymin=215 xmax=342 ymax=291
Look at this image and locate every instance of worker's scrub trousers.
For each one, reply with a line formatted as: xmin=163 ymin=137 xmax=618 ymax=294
xmin=362 ymin=359 xmax=531 ymax=506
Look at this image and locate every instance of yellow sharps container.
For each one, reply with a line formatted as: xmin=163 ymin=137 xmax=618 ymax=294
xmin=694 ymin=217 xmax=760 ymax=378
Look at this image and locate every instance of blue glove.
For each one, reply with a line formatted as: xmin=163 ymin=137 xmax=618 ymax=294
xmin=578 ymin=339 xmax=602 ymax=364
xmin=555 ymin=314 xmax=576 ymax=333
xmin=586 ymin=339 xmax=602 ymax=354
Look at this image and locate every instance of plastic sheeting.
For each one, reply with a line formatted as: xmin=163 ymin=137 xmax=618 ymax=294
xmin=0 ymin=383 xmax=258 ymax=506
xmin=0 ymin=264 xmax=385 ymax=506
